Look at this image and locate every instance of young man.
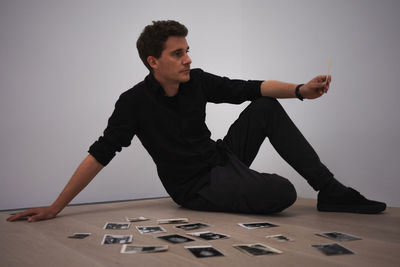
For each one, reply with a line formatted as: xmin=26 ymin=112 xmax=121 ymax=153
xmin=8 ymin=20 xmax=385 ymax=223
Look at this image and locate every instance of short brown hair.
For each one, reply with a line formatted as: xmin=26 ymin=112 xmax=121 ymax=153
xmin=136 ymin=20 xmax=188 ymax=71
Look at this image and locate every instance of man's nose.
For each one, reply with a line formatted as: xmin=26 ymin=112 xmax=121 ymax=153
xmin=183 ymin=54 xmax=192 ymax=65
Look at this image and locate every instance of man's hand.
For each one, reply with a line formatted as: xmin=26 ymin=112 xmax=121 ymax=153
xmin=300 ymin=75 xmax=331 ymax=99
xmin=7 ymin=206 xmax=57 ymax=222
xmin=260 ymin=75 xmax=332 ymax=99
xmin=6 ymin=154 xmax=103 ymax=224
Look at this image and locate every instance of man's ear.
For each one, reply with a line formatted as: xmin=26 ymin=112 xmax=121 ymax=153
xmin=147 ymin=56 xmax=158 ymax=70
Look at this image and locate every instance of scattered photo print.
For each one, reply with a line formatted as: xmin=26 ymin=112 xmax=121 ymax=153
xmin=266 ymin=234 xmax=294 ymax=242
xmin=126 ymin=216 xmax=149 ymax=222
xmin=104 ymin=222 xmax=131 ymax=230
xmin=238 ymin=222 xmax=278 ymax=229
xmin=68 ymin=233 xmax=91 ymax=239
xmin=312 ymin=243 xmax=354 ymax=256
xmin=136 ymin=225 xmax=166 ymax=234
xmin=101 ymin=234 xmax=133 ymax=245
xmin=185 ymin=245 xmax=224 ymax=258
xmin=187 ymin=231 xmax=229 ymax=241
xmin=157 ymin=234 xmax=195 ymax=244
xmin=316 ymin=232 xmax=361 ymax=242
xmin=175 ymin=223 xmax=210 ymax=231
xmin=120 ymin=244 xmax=168 ymax=254
xmin=233 ymin=243 xmax=282 ymax=256
xmin=157 ymin=218 xmax=189 ymax=224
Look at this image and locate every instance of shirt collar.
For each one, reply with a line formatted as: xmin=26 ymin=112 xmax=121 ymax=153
xmin=146 ymin=72 xmax=165 ymax=96
xmin=146 ymin=72 xmax=188 ymax=97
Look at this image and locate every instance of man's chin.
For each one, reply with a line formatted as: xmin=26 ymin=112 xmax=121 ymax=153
xmin=180 ymin=74 xmax=190 ymax=83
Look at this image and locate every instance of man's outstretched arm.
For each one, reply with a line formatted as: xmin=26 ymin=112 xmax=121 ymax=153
xmin=261 ymin=75 xmax=331 ymax=99
xmin=7 ymin=154 xmax=103 ymax=222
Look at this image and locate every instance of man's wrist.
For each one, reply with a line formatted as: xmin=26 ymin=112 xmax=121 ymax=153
xmin=50 ymin=202 xmax=64 ymax=216
xmin=295 ymin=84 xmax=304 ymax=101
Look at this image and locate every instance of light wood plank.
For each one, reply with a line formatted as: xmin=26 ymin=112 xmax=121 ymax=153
xmin=1 ymin=198 xmax=399 ymax=267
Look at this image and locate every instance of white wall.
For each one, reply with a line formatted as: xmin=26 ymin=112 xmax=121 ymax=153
xmin=240 ymin=0 xmax=400 ymax=207
xmin=1 ymin=0 xmax=399 ymax=210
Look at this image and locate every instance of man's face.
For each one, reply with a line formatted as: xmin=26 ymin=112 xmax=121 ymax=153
xmin=150 ymin=36 xmax=192 ymax=85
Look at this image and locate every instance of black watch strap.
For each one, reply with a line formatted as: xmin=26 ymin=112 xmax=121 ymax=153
xmin=295 ymin=84 xmax=304 ymax=101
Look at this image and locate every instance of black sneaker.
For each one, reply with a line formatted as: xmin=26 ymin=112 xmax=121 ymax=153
xmin=317 ymin=187 xmax=386 ymax=214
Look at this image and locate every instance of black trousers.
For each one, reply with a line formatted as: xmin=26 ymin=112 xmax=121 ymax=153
xmin=182 ymin=97 xmax=334 ymax=214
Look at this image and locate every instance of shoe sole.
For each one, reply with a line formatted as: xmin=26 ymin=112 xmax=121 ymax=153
xmin=317 ymin=203 xmax=386 ymax=214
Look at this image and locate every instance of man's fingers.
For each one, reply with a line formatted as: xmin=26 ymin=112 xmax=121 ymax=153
xmin=313 ymin=82 xmax=327 ymax=91
xmin=28 ymin=215 xmax=41 ymax=222
xmin=7 ymin=210 xmax=33 ymax=221
xmin=7 ymin=215 xmax=30 ymax=222
xmin=314 ymin=75 xmax=331 ymax=83
xmin=7 ymin=207 xmax=56 ymax=222
xmin=7 ymin=209 xmax=41 ymax=222
xmin=303 ymin=75 xmax=331 ymax=99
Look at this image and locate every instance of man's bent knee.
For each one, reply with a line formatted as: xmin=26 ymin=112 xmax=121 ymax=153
xmin=277 ymin=179 xmax=297 ymax=212
xmin=241 ymin=175 xmax=297 ymax=214
xmin=246 ymin=97 xmax=285 ymax=123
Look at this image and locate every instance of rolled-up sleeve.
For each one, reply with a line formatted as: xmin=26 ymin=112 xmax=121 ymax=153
xmin=88 ymin=92 xmax=137 ymax=166
xmin=199 ymin=70 xmax=263 ymax=104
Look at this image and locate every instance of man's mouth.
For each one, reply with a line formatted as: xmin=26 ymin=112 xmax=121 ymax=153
xmin=181 ymin=68 xmax=190 ymax=73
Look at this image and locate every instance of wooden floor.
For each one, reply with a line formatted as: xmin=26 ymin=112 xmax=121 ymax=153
xmin=1 ymin=197 xmax=399 ymax=267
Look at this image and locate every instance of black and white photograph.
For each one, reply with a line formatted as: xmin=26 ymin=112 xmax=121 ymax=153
xmin=233 ymin=243 xmax=282 ymax=256
xmin=125 ymin=216 xmax=149 ymax=222
xmin=238 ymin=222 xmax=278 ymax=229
xmin=312 ymin=243 xmax=355 ymax=256
xmin=136 ymin=225 xmax=166 ymax=234
xmin=175 ymin=223 xmax=210 ymax=231
xmin=68 ymin=233 xmax=91 ymax=239
xmin=120 ymin=244 xmax=168 ymax=254
xmin=187 ymin=231 xmax=229 ymax=241
xmin=157 ymin=234 xmax=195 ymax=244
xmin=103 ymin=222 xmax=131 ymax=230
xmin=101 ymin=234 xmax=133 ymax=245
xmin=157 ymin=218 xmax=188 ymax=224
xmin=266 ymin=234 xmax=294 ymax=242
xmin=185 ymin=245 xmax=224 ymax=258
xmin=316 ymin=232 xmax=362 ymax=242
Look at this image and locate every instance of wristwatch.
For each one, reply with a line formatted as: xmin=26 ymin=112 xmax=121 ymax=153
xmin=295 ymin=84 xmax=304 ymax=101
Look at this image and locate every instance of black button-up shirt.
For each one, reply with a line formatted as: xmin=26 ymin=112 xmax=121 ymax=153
xmin=89 ymin=68 xmax=262 ymax=203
